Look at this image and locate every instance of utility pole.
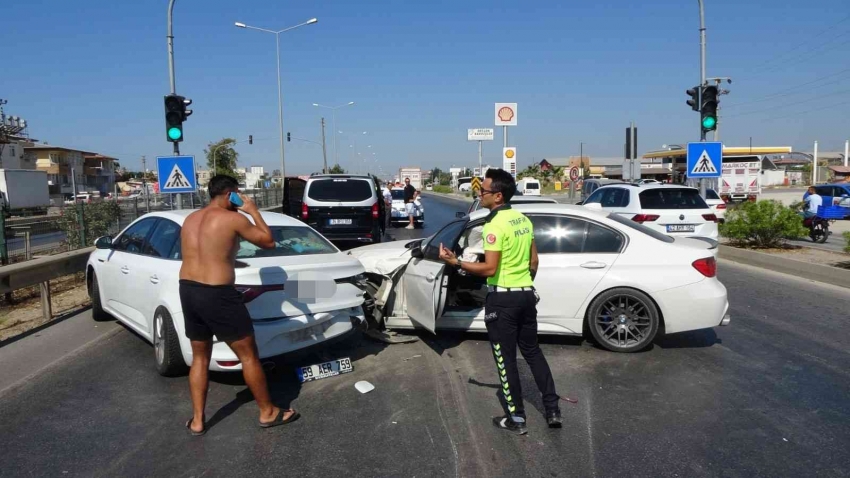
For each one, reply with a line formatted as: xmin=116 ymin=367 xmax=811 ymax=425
xmin=141 ymin=156 xmax=151 ymax=213
xmin=167 ymin=0 xmax=183 ymax=210
xmin=320 ymin=117 xmax=328 ymax=174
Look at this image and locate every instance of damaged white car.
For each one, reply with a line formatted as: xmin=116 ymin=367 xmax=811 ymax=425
xmin=348 ymin=204 xmax=730 ymax=353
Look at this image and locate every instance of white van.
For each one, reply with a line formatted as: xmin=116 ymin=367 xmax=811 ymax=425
xmin=517 ymin=178 xmax=541 ymax=196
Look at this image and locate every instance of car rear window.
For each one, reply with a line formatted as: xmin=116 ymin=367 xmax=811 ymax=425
xmin=307 ymin=179 xmax=373 ymax=202
xmin=639 ymin=188 xmax=708 ymax=209
xmin=391 ymin=189 xmax=405 ymax=200
xmin=237 ymin=226 xmax=337 ymax=258
xmin=706 ymin=189 xmax=720 ymax=200
xmin=525 ymin=183 xmax=539 ymax=189
xmin=607 ymin=214 xmax=675 ymax=243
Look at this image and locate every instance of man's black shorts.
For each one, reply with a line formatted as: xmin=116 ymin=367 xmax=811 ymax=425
xmin=179 ymin=280 xmax=254 ymax=342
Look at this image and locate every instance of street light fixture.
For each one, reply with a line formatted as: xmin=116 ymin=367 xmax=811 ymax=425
xmin=313 ymin=101 xmax=356 ymax=168
xmin=234 ymin=18 xmax=318 ymax=178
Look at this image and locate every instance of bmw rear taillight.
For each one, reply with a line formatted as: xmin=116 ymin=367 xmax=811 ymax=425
xmin=692 ymin=257 xmax=717 ymax=278
xmin=216 ymin=360 xmax=241 ymax=367
xmin=716 ymin=204 xmax=727 ymax=210
xmin=371 ymin=202 xmax=379 ymax=219
xmin=702 ymin=214 xmax=718 ymax=222
xmin=235 ymin=284 xmax=285 ymax=303
xmin=632 ymin=214 xmax=659 ymax=224
xmin=301 ymin=202 xmax=309 ymax=220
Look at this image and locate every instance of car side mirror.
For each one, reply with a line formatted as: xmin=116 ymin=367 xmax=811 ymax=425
xmin=455 ymin=211 xmax=466 ymax=218
xmin=94 ymin=236 xmax=114 ymax=249
xmin=410 ymin=244 xmax=424 ymax=259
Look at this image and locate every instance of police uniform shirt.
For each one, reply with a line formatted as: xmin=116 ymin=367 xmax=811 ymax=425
xmin=481 ymin=205 xmax=533 ymax=288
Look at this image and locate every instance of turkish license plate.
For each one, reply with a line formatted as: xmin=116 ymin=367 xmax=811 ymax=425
xmin=667 ymin=224 xmax=696 ymax=233
xmin=297 ymin=357 xmax=353 ymax=383
xmin=329 ymin=218 xmax=352 ymax=225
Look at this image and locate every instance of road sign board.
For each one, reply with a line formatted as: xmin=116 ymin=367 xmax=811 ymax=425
xmin=471 ymin=176 xmax=481 ymax=192
xmin=468 ymin=128 xmax=495 ymax=141
xmin=495 ymin=103 xmax=517 ymax=127
xmin=157 ymin=155 xmax=197 ymax=193
xmin=569 ymin=167 xmax=579 ymax=182
xmin=503 ymin=147 xmax=517 ymax=178
xmin=687 ymin=142 xmax=722 ymax=178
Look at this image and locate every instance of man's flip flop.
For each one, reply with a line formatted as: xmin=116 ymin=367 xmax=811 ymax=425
xmin=186 ymin=417 xmax=207 ymax=436
xmin=259 ymin=409 xmax=300 ymax=429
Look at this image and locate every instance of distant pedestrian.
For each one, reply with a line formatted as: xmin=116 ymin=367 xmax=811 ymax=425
xmin=403 ymin=178 xmax=417 ymax=230
xmin=382 ymin=181 xmax=393 ymax=228
xmin=179 ymin=175 xmax=299 ymax=436
xmin=438 ymin=168 xmax=561 ymax=435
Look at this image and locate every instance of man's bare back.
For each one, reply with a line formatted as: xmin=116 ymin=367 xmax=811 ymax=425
xmin=179 ymin=195 xmax=274 ymax=286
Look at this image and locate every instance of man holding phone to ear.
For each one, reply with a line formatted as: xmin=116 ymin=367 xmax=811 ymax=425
xmin=179 ymin=175 xmax=299 ymax=436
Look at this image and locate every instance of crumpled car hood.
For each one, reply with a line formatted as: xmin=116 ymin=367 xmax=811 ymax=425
xmin=347 ymin=239 xmax=418 ymax=275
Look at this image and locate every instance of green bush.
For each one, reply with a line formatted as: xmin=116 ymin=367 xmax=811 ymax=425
xmin=432 ymin=185 xmax=453 ymax=194
xmin=720 ymin=200 xmax=806 ymax=248
xmin=843 ymin=231 xmax=850 ymax=253
xmin=58 ymin=201 xmax=121 ymax=249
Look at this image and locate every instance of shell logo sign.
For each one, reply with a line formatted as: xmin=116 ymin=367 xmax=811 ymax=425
xmin=503 ymin=147 xmax=517 ymax=178
xmin=504 ymin=149 xmax=515 ymax=159
xmin=494 ymin=103 xmax=517 ymax=126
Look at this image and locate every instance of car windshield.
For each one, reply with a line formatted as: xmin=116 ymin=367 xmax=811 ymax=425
xmin=607 ymin=214 xmax=675 ymax=243
xmin=237 ymin=226 xmax=337 ymax=258
xmin=639 ymin=188 xmax=708 ymax=209
xmin=308 ymin=179 xmax=372 ymax=202
xmin=391 ymin=189 xmax=406 ymax=200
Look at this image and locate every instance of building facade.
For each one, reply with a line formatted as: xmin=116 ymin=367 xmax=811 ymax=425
xmin=84 ymin=154 xmax=117 ymax=195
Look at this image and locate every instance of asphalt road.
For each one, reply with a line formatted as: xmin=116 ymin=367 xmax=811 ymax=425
xmin=1 ymin=194 xmax=849 ymax=477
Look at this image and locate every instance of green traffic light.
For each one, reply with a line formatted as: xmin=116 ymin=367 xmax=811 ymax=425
xmin=702 ymin=116 xmax=717 ymax=129
xmin=168 ymin=127 xmax=182 ymax=141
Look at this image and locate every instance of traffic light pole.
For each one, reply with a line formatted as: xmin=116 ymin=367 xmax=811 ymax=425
xmin=698 ymin=0 xmax=707 ymax=198
xmin=167 ymin=0 xmax=184 ymax=209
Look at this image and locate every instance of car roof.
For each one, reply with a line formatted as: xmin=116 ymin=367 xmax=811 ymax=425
xmin=467 ymin=203 xmax=609 ymax=221
xmin=309 ymin=174 xmax=372 ymax=180
xmin=599 ymin=183 xmax=698 ymax=191
xmin=587 ymin=179 xmax=625 ymax=184
xmin=137 ymin=210 xmax=306 ymax=227
xmin=511 ymin=196 xmax=557 ymax=203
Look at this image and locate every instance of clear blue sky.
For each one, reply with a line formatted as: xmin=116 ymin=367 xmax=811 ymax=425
xmin=3 ymin=0 xmax=848 ymax=176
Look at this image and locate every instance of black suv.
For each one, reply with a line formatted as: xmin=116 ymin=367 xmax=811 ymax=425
xmin=283 ymin=174 xmax=386 ymax=244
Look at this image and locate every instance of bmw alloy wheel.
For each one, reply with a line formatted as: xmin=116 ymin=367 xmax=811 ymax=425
xmin=154 ymin=312 xmax=165 ymax=366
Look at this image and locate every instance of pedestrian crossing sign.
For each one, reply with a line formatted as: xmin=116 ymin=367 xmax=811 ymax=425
xmin=686 ymin=142 xmax=722 ymax=179
xmin=157 ymin=155 xmax=197 ymax=193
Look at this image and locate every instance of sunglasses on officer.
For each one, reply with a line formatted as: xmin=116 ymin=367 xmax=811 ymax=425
xmin=479 ymin=187 xmax=500 ymax=197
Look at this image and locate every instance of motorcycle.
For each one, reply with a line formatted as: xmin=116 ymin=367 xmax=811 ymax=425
xmin=803 ymin=215 xmax=830 ymax=244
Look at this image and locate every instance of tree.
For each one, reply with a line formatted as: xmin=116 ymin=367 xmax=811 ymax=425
xmin=329 ymin=164 xmax=346 ymax=174
xmin=204 ymin=138 xmax=239 ymax=178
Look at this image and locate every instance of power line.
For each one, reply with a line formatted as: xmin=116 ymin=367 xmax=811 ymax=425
xmin=751 ymin=14 xmax=850 ymax=69
xmin=724 ymin=88 xmax=850 ymax=118
xmin=761 ymin=34 xmax=850 ymax=73
xmin=761 ymin=99 xmax=850 ymax=123
xmin=723 ymin=75 xmax=849 ymax=109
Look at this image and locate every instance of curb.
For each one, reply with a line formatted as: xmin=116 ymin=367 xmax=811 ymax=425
xmin=719 ymin=245 xmax=850 ymax=289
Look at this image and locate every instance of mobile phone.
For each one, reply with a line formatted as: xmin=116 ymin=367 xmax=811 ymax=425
xmin=229 ymin=192 xmax=244 ymax=207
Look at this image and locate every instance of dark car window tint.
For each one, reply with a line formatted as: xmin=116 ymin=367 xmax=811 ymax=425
xmin=608 ymin=213 xmax=674 ymax=243
xmin=639 ymin=188 xmax=708 ymax=209
xmin=307 ymin=179 xmax=373 ymax=202
xmin=145 ymin=220 xmax=181 ymax=258
xmin=529 ymin=215 xmax=585 ymax=254
xmin=585 ymin=189 xmax=605 ymax=205
xmin=706 ymin=189 xmax=721 ymax=200
xmin=584 ymin=223 xmax=625 ymax=253
xmin=424 ymin=220 xmax=467 ymax=261
xmin=115 ymin=218 xmax=157 ymax=254
xmin=600 ymin=188 xmax=629 ymax=208
xmin=815 ymin=186 xmax=832 ymax=196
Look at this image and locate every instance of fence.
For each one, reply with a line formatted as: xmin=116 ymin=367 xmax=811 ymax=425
xmin=1 ymin=189 xmax=284 ymax=265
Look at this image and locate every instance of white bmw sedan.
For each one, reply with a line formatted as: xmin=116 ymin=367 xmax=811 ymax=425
xmin=86 ymin=211 xmax=366 ymax=375
xmin=348 ymin=204 xmax=729 ymax=353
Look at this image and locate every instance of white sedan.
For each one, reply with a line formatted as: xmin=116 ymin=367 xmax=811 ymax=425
xmin=389 ymin=188 xmax=424 ymax=227
xmin=86 ymin=211 xmax=366 ymax=375
xmin=348 ymin=204 xmax=729 ymax=353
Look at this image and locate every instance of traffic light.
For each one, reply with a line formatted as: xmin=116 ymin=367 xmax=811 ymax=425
xmin=686 ymin=86 xmax=700 ymax=111
xmin=700 ymin=85 xmax=719 ymax=132
xmin=286 ymin=132 xmax=291 ymax=142
xmin=249 ymin=135 xmax=253 ymax=145
xmin=163 ymin=94 xmax=192 ymax=143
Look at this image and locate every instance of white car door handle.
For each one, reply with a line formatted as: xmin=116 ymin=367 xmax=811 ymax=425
xmin=426 ymin=273 xmax=436 ymax=282
xmin=580 ymin=261 xmax=607 ymax=269
xmin=120 ymin=266 xmax=130 ymax=274
xmin=150 ymin=275 xmax=160 ymax=284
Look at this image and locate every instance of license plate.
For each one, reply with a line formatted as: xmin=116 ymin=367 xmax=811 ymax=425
xmin=297 ymin=357 xmax=353 ymax=383
xmin=329 ymin=218 xmax=352 ymax=225
xmin=667 ymin=224 xmax=696 ymax=233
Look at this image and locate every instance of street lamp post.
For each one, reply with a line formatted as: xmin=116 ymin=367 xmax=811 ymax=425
xmin=313 ymin=102 xmax=355 ymax=168
xmin=235 ymin=18 xmax=318 ymax=179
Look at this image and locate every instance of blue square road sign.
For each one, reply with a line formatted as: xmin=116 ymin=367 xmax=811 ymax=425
xmin=686 ymin=142 xmax=722 ymax=179
xmin=157 ymin=155 xmax=197 ymax=193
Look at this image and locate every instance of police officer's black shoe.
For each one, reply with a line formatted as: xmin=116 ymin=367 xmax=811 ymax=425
xmin=492 ymin=415 xmax=528 ymax=435
xmin=546 ymin=409 xmax=563 ymax=428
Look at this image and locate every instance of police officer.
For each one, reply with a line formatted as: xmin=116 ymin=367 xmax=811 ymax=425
xmin=439 ymin=168 xmax=561 ymax=435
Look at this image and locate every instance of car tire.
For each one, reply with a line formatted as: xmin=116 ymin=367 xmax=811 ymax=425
xmin=90 ymin=272 xmax=112 ymax=322
xmin=153 ymin=307 xmax=188 ymax=377
xmin=586 ymin=288 xmax=660 ymax=353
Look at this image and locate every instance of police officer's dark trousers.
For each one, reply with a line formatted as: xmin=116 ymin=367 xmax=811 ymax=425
xmin=484 ymin=290 xmax=559 ymax=418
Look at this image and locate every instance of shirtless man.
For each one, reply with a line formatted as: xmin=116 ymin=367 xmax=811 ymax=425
xmin=180 ymin=175 xmax=298 ymax=436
